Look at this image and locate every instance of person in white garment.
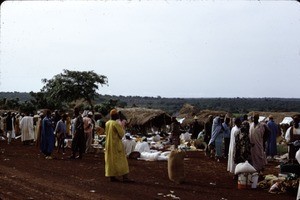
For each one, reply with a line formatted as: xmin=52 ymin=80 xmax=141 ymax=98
xmin=122 ymin=133 xmax=136 ymax=157
xmin=285 ymin=114 xmax=300 ymax=161
xmin=227 ymin=117 xmax=242 ymax=179
xmin=134 ymin=136 xmax=150 ymax=153
xmin=20 ymin=112 xmax=34 ymax=145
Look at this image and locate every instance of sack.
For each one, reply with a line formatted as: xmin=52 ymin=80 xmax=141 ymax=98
xmin=235 ymin=161 xmax=256 ymax=175
xmin=296 ymin=149 xmax=300 ymax=164
xmin=168 ymin=150 xmax=186 ymax=184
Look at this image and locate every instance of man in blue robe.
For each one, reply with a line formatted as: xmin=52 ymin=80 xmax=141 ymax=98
xmin=40 ymin=110 xmax=55 ymax=159
xmin=266 ymin=115 xmax=278 ymax=160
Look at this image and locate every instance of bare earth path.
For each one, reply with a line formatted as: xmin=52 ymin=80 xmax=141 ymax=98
xmin=0 ymin=139 xmax=296 ymax=200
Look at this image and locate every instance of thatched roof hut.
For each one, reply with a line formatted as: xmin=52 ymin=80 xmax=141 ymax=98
xmin=247 ymin=111 xmax=299 ymax=124
xmin=177 ymin=104 xmax=232 ymax=126
xmin=116 ymin=107 xmax=172 ymax=134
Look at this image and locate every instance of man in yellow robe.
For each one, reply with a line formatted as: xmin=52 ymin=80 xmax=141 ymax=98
xmin=105 ymin=109 xmax=133 ymax=182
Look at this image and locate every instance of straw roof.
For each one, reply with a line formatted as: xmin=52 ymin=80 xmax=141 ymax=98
xmin=247 ymin=111 xmax=299 ymax=124
xmin=177 ymin=104 xmax=232 ymax=125
xmin=117 ymin=107 xmax=171 ymax=127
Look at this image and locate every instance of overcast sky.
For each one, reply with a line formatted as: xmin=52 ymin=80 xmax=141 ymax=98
xmin=1 ymin=1 xmax=300 ymax=98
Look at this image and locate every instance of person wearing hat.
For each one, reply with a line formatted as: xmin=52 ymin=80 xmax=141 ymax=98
xmin=285 ymin=114 xmax=300 ymax=161
xmin=105 ymin=109 xmax=133 ymax=182
xmin=191 ymin=116 xmax=201 ymax=139
xmin=266 ymin=115 xmax=279 ymax=160
xmin=83 ymin=111 xmax=94 ymax=153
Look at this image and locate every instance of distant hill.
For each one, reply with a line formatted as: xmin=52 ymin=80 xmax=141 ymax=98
xmin=96 ymin=95 xmax=300 ymax=114
xmin=0 ymin=92 xmax=32 ymax=102
xmin=1 ymin=92 xmax=300 ymax=114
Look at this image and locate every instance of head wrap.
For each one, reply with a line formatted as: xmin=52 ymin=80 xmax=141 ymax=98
xmin=110 ymin=109 xmax=118 ymax=116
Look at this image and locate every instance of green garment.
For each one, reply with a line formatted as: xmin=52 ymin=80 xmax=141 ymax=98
xmin=105 ymin=120 xmax=129 ymax=177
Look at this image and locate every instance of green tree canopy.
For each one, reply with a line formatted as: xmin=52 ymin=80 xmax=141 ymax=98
xmin=41 ymin=70 xmax=108 ymax=109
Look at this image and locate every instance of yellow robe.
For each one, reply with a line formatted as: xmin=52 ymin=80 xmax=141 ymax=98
xmin=105 ymin=120 xmax=129 ymax=177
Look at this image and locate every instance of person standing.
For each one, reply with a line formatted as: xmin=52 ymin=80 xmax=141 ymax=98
xmin=191 ymin=116 xmax=201 ymax=139
xmin=204 ymin=115 xmax=213 ymax=156
xmin=83 ymin=111 xmax=94 ymax=153
xmin=223 ymin=116 xmax=231 ymax=159
xmin=40 ymin=110 xmax=55 ymax=159
xmin=249 ymin=113 xmax=270 ymax=173
xmin=5 ymin=112 xmax=13 ymax=144
xmin=35 ymin=112 xmax=44 ymax=149
xmin=20 ymin=112 xmax=34 ymax=145
xmin=266 ymin=115 xmax=279 ymax=160
xmin=227 ymin=117 xmax=242 ymax=176
xmin=105 ymin=109 xmax=132 ymax=182
xmin=14 ymin=113 xmax=21 ymax=137
xmin=55 ymin=113 xmax=67 ymax=154
xmin=208 ymin=116 xmax=225 ymax=161
xmin=285 ymin=114 xmax=300 ymax=161
xmin=235 ymin=121 xmax=252 ymax=164
xmin=70 ymin=107 xmax=85 ymax=159
xmin=170 ymin=116 xmax=181 ymax=149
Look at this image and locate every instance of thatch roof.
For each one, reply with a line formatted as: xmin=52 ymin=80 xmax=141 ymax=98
xmin=117 ymin=107 xmax=171 ymax=127
xmin=178 ymin=104 xmax=200 ymax=116
xmin=177 ymin=104 xmax=231 ymax=125
xmin=247 ymin=111 xmax=299 ymax=124
xmin=196 ymin=110 xmax=232 ymax=123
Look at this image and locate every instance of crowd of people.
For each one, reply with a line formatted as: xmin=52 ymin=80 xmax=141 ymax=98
xmin=192 ymin=113 xmax=300 ymax=180
xmin=0 ymin=107 xmax=135 ymax=182
xmin=1 ymin=109 xmax=300 ymax=186
xmin=0 ymin=109 xmax=98 ymax=158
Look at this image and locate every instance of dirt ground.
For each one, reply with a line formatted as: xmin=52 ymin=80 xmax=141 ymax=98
xmin=0 ymin=139 xmax=297 ymax=200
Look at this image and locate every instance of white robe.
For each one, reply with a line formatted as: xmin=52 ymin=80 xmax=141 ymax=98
xmin=227 ymin=125 xmax=240 ymax=173
xmin=20 ymin=116 xmax=34 ymax=142
xmin=134 ymin=141 xmax=150 ymax=153
xmin=122 ymin=139 xmax=136 ymax=156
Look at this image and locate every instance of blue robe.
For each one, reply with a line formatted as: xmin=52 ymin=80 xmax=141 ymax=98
xmin=208 ymin=117 xmax=224 ymax=157
xmin=267 ymin=120 xmax=278 ymax=157
xmin=40 ymin=116 xmax=55 ymax=156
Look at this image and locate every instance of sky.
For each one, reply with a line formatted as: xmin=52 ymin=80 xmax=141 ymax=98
xmin=0 ymin=1 xmax=300 ymax=98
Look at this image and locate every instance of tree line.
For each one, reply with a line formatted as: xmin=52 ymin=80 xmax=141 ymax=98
xmin=1 ymin=92 xmax=300 ymax=116
xmin=0 ymin=69 xmax=299 ymax=115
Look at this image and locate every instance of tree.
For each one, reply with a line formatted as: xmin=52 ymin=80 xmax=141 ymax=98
xmin=41 ymin=70 xmax=108 ymax=109
xmin=29 ymin=91 xmax=61 ymax=110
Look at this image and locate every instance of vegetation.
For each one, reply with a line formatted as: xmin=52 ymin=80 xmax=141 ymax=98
xmin=40 ymin=70 xmax=108 ymax=110
xmin=0 ymin=92 xmax=300 ymax=115
xmin=1 ymin=69 xmax=299 ymax=114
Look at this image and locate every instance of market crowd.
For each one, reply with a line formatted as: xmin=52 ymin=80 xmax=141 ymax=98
xmin=0 ymin=109 xmax=300 ymax=185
